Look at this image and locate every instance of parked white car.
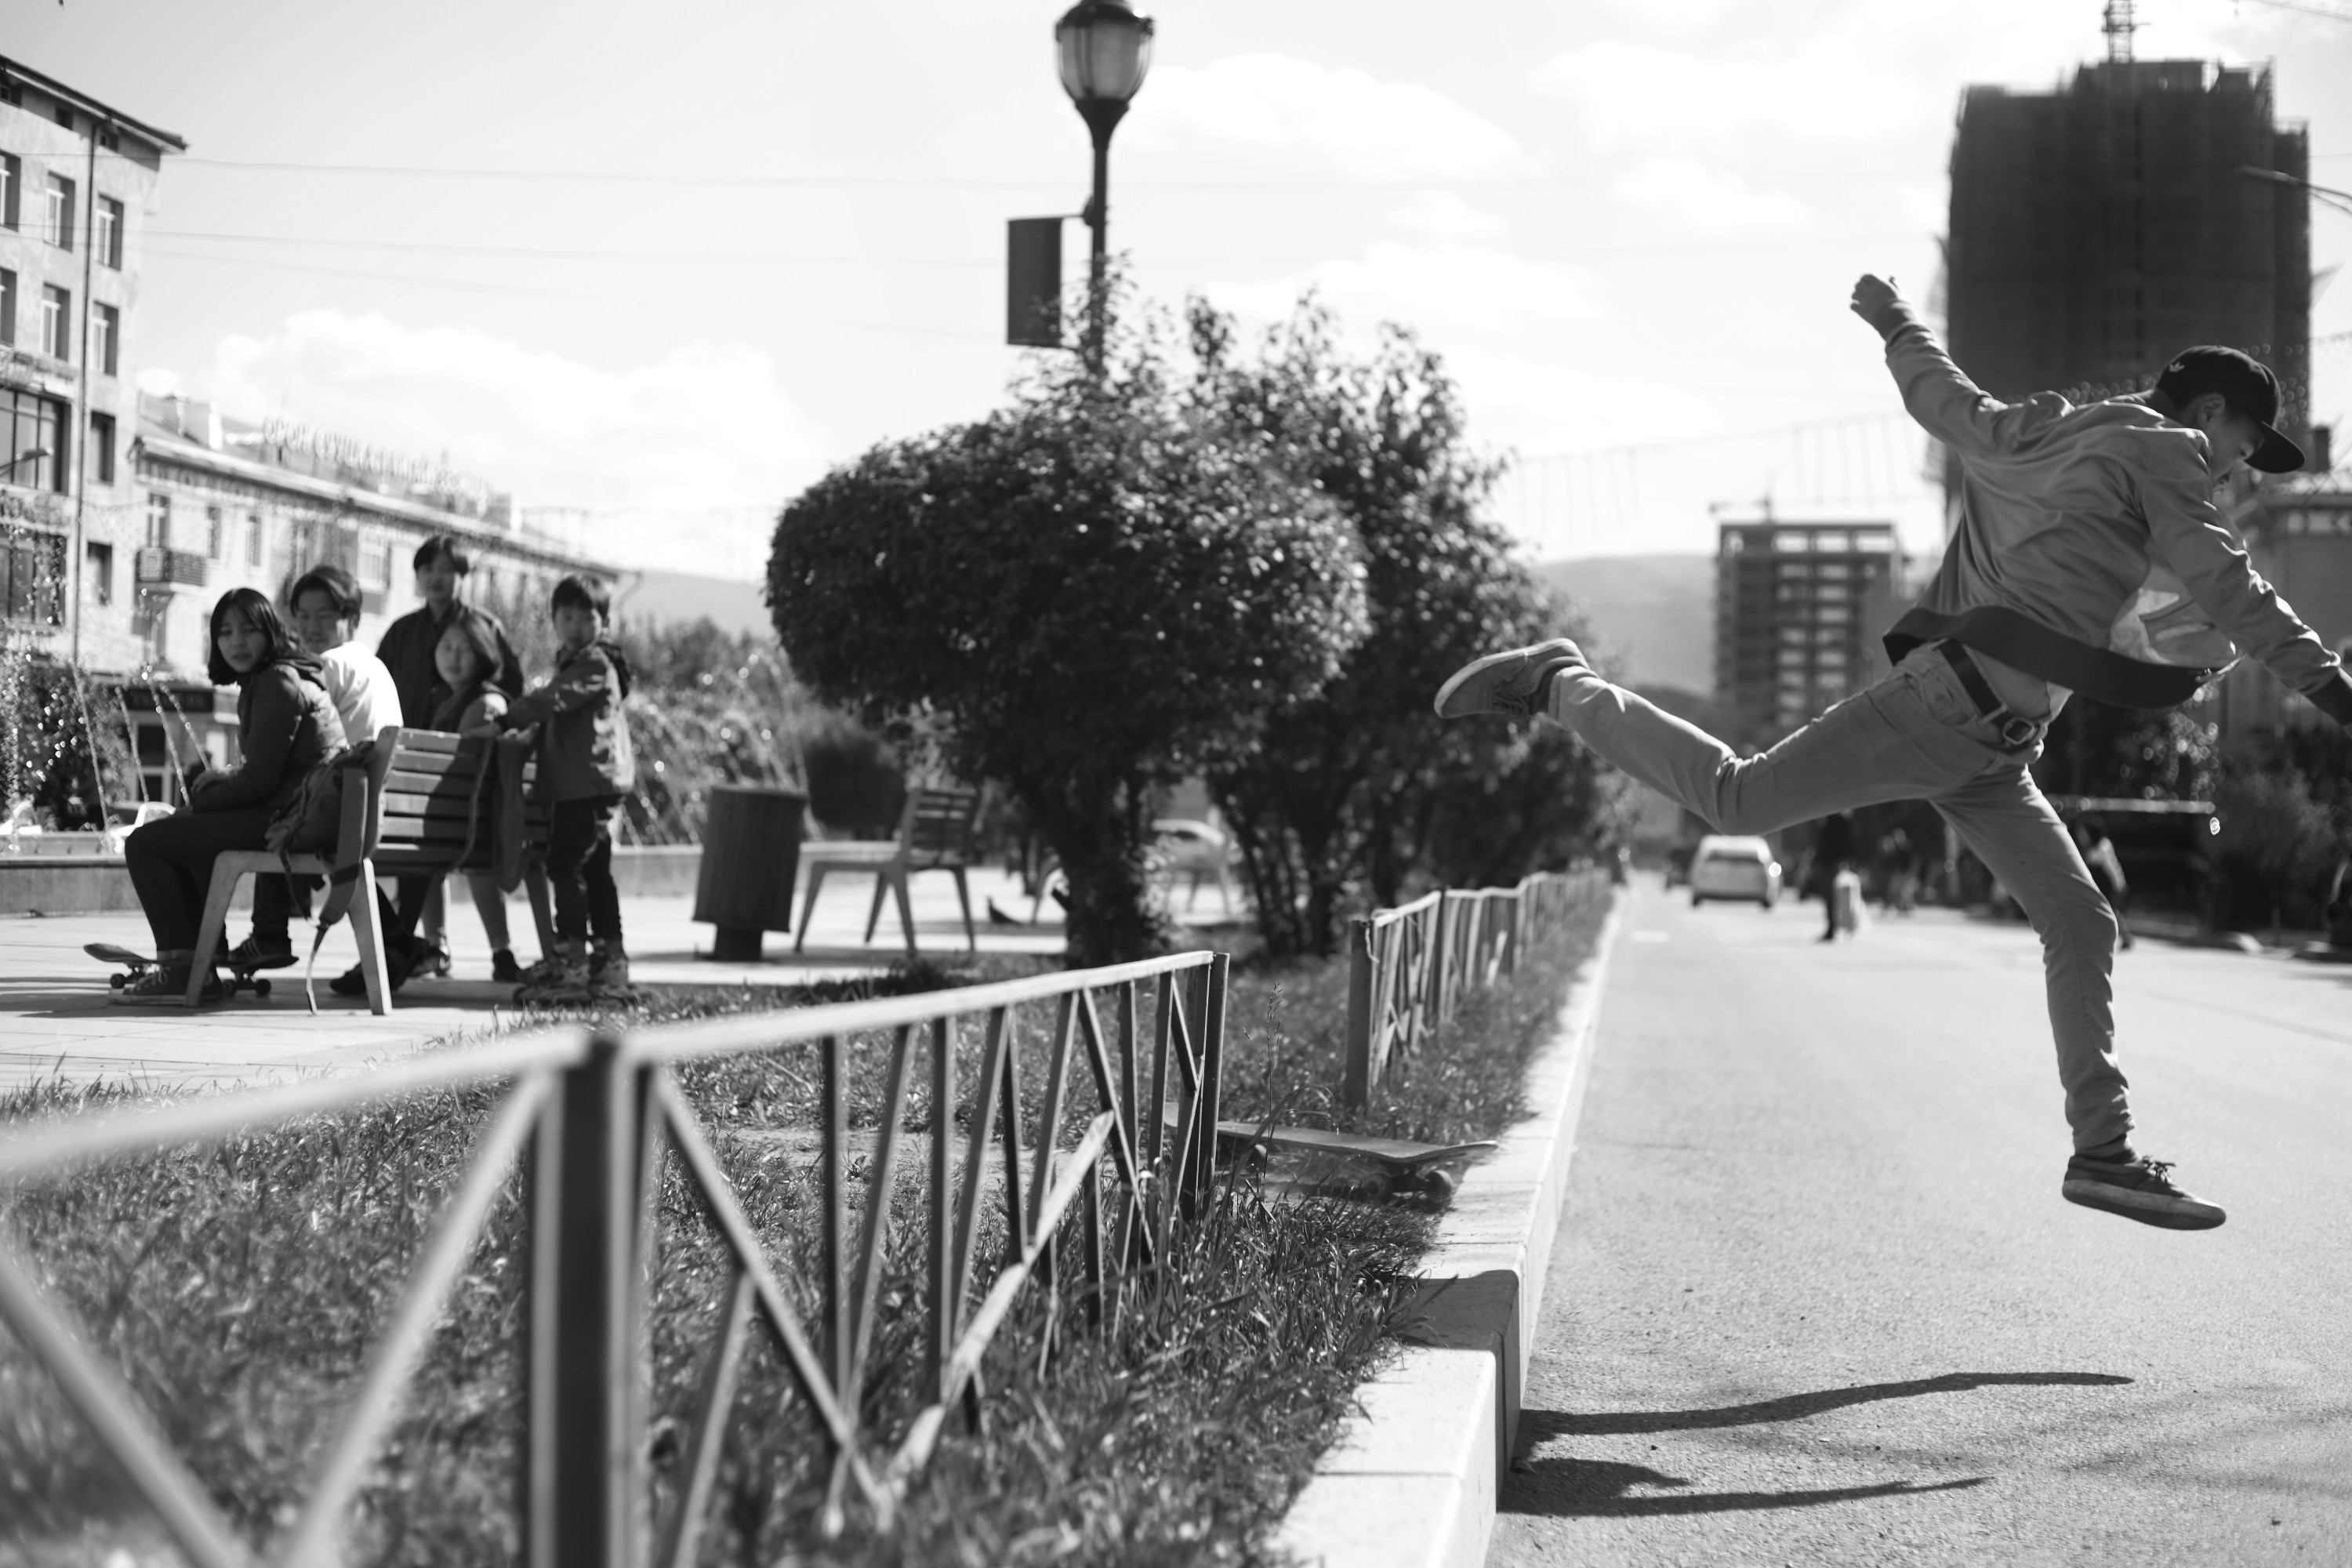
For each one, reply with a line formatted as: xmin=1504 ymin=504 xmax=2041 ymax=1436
xmin=1689 ymin=835 xmax=1781 ymax=909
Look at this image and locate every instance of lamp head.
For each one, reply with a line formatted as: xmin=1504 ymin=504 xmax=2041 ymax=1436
xmin=1055 ymin=0 xmax=1154 ymax=108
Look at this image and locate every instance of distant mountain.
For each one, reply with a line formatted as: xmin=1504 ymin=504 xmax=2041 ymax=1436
xmin=612 ymin=568 xmax=772 ymax=638
xmin=1535 ymin=554 xmax=1714 ymax=695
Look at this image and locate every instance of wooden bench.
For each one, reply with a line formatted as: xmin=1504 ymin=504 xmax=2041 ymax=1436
xmin=186 ymin=727 xmax=550 ymax=1013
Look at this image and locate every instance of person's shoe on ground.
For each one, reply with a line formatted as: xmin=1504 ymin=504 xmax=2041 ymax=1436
xmin=2061 ymin=1149 xmax=2225 ymax=1230
xmin=227 ymin=934 xmax=296 ymax=971
xmin=588 ymin=945 xmax=633 ymax=996
xmin=491 ymin=947 xmax=524 ymax=984
xmin=1434 ymin=639 xmax=1590 ymax=719
xmin=113 ymin=958 xmax=223 ymax=1007
xmin=325 ymin=942 xmax=419 ymax=999
xmin=517 ymin=945 xmax=592 ymax=1002
xmin=408 ymin=939 xmax=452 ymax=980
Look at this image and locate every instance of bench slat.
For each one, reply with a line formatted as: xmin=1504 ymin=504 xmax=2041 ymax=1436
xmin=382 ymin=749 xmax=485 ymax=782
xmin=380 ymin=790 xmax=550 ymax=822
xmin=387 ymin=728 xmax=470 ymax=756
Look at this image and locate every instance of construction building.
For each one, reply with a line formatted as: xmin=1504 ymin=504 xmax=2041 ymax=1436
xmin=1944 ymin=49 xmax=2311 ymax=439
xmin=1713 ymin=519 xmax=1906 ymax=750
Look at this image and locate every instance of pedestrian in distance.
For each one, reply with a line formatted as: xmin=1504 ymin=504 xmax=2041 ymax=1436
xmin=1882 ymin=827 xmax=1921 ymax=916
xmin=503 ymin=575 xmax=637 ymax=1001
xmin=1435 ymin=272 xmax=2352 ymax=1232
xmin=2074 ymin=821 xmax=2135 ymax=950
xmin=1813 ymin=810 xmax=1857 ymax=942
xmin=375 ymin=534 xmax=526 ymax=980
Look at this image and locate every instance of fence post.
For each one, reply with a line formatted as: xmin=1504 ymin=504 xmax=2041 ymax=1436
xmin=527 ymin=1033 xmax=647 ymax=1568
xmin=1192 ymin=953 xmax=1229 ymax=1210
xmin=1342 ymin=916 xmax=1376 ymax=1110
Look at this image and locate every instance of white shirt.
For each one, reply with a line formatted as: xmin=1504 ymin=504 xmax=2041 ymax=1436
xmin=318 ymin=642 xmax=405 ymax=743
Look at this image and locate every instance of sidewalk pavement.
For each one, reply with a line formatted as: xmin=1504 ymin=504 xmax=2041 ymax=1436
xmin=0 ymin=866 xmax=1247 ymax=1093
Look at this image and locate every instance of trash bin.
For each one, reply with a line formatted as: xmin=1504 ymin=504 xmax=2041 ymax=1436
xmin=692 ymin=785 xmax=806 ymax=962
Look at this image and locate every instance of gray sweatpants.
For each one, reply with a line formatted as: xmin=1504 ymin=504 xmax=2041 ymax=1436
xmin=1548 ymin=647 xmax=2129 ymax=1152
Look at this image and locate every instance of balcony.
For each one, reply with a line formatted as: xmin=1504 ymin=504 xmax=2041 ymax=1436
xmin=136 ymin=546 xmax=209 ymax=590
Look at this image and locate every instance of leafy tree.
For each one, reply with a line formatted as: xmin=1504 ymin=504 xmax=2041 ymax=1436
xmin=2031 ymin=698 xmax=2219 ymax=804
xmin=1189 ymin=297 xmax=1616 ymax=956
xmin=769 ymin=304 xmax=1367 ymax=965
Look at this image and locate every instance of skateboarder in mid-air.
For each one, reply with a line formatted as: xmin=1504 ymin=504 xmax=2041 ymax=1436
xmin=1438 ymin=274 xmax=2352 ymax=1232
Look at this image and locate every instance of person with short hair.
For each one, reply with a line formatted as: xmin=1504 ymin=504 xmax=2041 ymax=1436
xmin=238 ymin=564 xmax=407 ymax=970
xmin=374 ymin=533 xmax=524 ymax=978
xmin=120 ymin=589 xmax=348 ymax=1003
xmin=1436 ymin=274 xmax=2352 ymax=1233
xmin=503 ymin=575 xmax=636 ymax=996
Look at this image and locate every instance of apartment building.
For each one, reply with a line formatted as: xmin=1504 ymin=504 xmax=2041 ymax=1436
xmin=1714 ymin=520 xmax=1906 ymax=750
xmin=0 ymin=55 xmax=180 ymax=656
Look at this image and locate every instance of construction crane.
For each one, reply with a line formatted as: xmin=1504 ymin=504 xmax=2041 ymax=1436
xmin=2103 ymin=0 xmax=2138 ymax=62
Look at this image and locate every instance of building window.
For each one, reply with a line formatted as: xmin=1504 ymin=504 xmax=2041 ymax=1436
xmin=0 ymin=154 xmax=16 ymax=230
xmin=246 ymin=511 xmax=263 ymax=568
xmin=0 ymin=267 xmax=12 ymax=346
xmin=2 ymin=390 xmax=64 ymax=492
xmin=145 ymin=491 xmax=171 ymax=547
xmin=96 ymin=196 xmax=122 ymax=269
xmin=88 ymin=410 xmax=114 ymax=485
xmin=86 ymin=540 xmax=113 ymax=606
xmin=39 ymin=285 xmax=69 ymax=360
xmin=44 ymin=172 xmax=74 ymax=251
xmin=93 ymin=302 xmax=118 ymax=374
xmin=0 ymin=529 xmax=66 ymax=625
xmin=206 ymin=506 xmax=224 ymax=560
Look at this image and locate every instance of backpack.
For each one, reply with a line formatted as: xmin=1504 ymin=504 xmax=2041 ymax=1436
xmin=265 ymin=739 xmax=370 ymax=857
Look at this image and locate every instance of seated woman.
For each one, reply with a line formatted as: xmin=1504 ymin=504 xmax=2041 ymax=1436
xmin=121 ymin=588 xmax=350 ymax=1004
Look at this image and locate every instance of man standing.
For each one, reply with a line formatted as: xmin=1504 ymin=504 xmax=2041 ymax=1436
xmin=373 ymin=533 xmax=524 ymax=978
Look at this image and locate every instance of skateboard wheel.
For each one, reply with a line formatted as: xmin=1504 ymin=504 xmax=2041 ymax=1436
xmin=253 ymin=978 xmax=272 ymax=997
xmin=1425 ymin=1167 xmax=1460 ymax=1201
xmin=109 ymin=975 xmax=126 ymax=989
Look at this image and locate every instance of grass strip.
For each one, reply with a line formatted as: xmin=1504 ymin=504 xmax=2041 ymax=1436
xmin=0 ymin=888 xmax=1608 ymax=1566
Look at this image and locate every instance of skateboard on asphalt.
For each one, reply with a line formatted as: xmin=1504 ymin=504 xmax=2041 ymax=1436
xmin=87 ymin=942 xmax=285 ymax=1002
xmin=1199 ymin=1117 xmax=1497 ymax=1200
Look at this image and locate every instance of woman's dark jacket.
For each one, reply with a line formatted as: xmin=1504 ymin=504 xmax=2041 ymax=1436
xmin=191 ymin=661 xmax=350 ymax=814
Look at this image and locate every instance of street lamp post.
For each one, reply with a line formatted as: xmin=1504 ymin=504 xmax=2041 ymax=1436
xmin=1054 ymin=0 xmax=1154 ymax=368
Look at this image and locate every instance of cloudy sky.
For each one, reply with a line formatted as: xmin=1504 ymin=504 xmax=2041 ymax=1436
xmin=15 ymin=0 xmax=2351 ymax=574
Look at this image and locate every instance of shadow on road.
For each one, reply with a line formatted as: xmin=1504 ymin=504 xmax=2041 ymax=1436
xmin=1501 ymin=1458 xmax=1987 ymax=1517
xmin=1519 ymin=1370 xmax=2133 ymax=1438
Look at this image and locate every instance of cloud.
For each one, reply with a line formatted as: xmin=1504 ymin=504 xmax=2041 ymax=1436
xmin=1208 ymin=241 xmax=1600 ymax=341
xmin=1526 ymin=0 xmax=2249 ymax=155
xmin=1390 ymin=189 xmax=1509 ymax=241
xmin=1612 ymin=157 xmax=1808 ymax=233
xmin=1127 ymin=53 xmax=1541 ymax=182
xmin=200 ymin=311 xmax=828 ymax=520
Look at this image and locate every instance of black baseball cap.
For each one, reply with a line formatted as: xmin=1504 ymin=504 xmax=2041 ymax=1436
xmin=2154 ymin=347 xmax=2304 ymax=473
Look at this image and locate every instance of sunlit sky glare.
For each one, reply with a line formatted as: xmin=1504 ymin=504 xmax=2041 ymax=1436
xmin=14 ymin=0 xmax=2352 ymax=575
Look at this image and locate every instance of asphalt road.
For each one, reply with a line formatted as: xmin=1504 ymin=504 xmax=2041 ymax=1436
xmin=1490 ymin=877 xmax=2352 ymax=1567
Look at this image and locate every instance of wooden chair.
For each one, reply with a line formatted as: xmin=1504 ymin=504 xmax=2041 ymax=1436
xmin=187 ymin=728 xmax=549 ymax=1014
xmin=794 ymin=784 xmax=984 ymax=959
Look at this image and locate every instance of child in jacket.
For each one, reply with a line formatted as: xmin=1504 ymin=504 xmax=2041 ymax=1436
xmin=501 ymin=575 xmax=637 ymax=993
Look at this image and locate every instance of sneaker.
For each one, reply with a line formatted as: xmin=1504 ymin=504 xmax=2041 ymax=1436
xmin=2061 ymin=1152 xmax=2226 ymax=1230
xmin=516 ymin=952 xmax=593 ymax=1004
xmin=1434 ymin=639 xmax=1590 ymax=719
xmin=589 ymin=949 xmax=632 ymax=993
xmin=113 ymin=964 xmax=223 ymax=1007
xmin=227 ymin=935 xmax=297 ymax=971
xmin=409 ymin=940 xmax=452 ymax=980
xmin=326 ymin=945 xmax=418 ymax=1000
xmin=491 ymin=948 xmax=524 ymax=983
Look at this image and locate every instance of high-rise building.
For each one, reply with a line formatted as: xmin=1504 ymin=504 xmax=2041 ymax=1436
xmin=1945 ymin=59 xmax=2311 ymax=437
xmin=1713 ymin=520 xmax=1905 ymax=750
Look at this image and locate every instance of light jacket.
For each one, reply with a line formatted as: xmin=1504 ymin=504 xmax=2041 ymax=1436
xmin=503 ymin=638 xmax=636 ymax=803
xmin=193 ymin=660 xmax=350 ymax=814
xmin=317 ymin=642 xmax=403 ymax=745
xmin=1878 ymin=315 xmax=2352 ymax=724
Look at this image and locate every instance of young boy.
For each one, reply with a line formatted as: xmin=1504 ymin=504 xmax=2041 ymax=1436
xmin=1438 ymin=274 xmax=2352 ymax=1232
xmin=503 ymin=575 xmax=637 ymax=997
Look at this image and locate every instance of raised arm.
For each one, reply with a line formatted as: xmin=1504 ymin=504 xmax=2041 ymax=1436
xmin=2137 ymin=437 xmax=2352 ymax=725
xmin=1851 ymin=273 xmax=2068 ymax=459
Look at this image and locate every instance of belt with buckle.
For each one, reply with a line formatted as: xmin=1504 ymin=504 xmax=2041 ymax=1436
xmin=1937 ymin=641 xmax=2046 ymax=750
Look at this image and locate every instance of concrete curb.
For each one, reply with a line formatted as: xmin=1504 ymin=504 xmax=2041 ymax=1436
xmin=1271 ymin=887 xmax=1627 ymax=1568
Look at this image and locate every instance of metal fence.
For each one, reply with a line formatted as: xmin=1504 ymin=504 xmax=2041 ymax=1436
xmin=0 ymin=950 xmax=1229 ymax=1567
xmin=1342 ymin=871 xmax=1602 ymax=1107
